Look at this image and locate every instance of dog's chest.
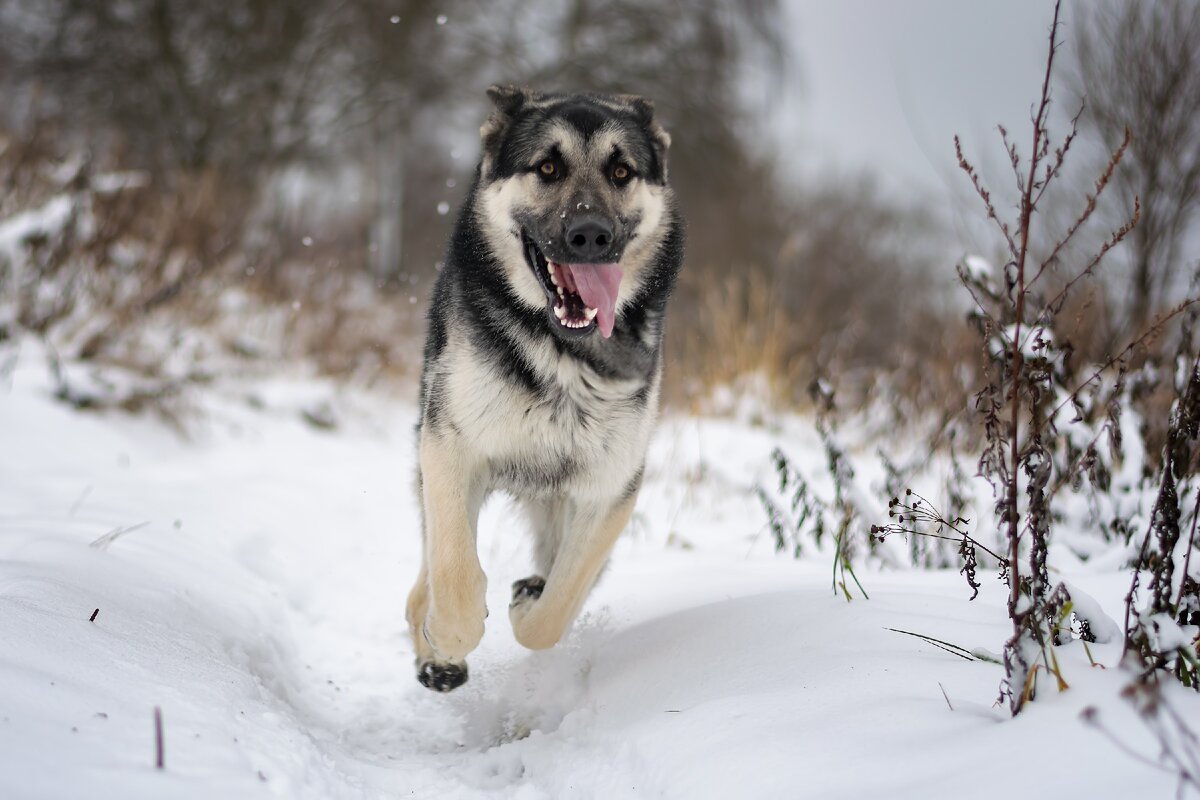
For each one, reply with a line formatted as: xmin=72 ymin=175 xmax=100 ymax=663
xmin=443 ymin=342 xmax=654 ymax=497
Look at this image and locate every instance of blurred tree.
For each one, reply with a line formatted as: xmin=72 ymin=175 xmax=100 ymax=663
xmin=2 ymin=0 xmax=839 ymax=396
xmin=0 ymin=0 xmax=787 ymax=270
xmin=777 ymin=176 xmax=945 ymax=371
xmin=1072 ymin=0 xmax=1200 ymax=335
xmin=0 ymin=0 xmax=470 ymax=176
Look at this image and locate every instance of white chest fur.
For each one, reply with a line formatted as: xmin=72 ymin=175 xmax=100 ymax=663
xmin=436 ymin=333 xmax=658 ymax=503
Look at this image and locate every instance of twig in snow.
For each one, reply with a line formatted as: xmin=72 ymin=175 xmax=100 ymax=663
xmin=89 ymin=521 xmax=150 ymax=551
xmin=89 ymin=608 xmax=99 ymax=622
xmin=872 ymin=490 xmax=1007 ymax=601
xmin=938 ymin=682 xmax=954 ymax=711
xmin=154 ymin=706 xmax=164 ymax=770
xmin=69 ymin=486 xmax=93 ymax=517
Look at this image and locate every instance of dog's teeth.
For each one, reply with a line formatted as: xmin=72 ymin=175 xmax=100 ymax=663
xmin=557 ymin=287 xmax=564 ymax=297
xmin=554 ymin=305 xmax=566 ymax=320
xmin=550 ymin=267 xmax=560 ymax=286
xmin=584 ymin=307 xmax=597 ymax=321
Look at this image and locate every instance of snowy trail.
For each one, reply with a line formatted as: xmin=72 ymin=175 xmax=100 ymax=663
xmin=0 ymin=359 xmax=1189 ymax=799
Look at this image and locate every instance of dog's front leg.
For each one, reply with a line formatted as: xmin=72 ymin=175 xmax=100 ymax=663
xmin=509 ymin=492 xmax=636 ymax=650
xmin=411 ymin=431 xmax=487 ymax=691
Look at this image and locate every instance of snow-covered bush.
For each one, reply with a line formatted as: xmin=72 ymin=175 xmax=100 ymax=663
xmin=909 ymin=0 xmax=1198 ymax=717
xmin=0 ymin=124 xmax=428 ymax=415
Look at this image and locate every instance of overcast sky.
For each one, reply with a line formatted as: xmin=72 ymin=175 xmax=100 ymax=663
xmin=770 ymin=0 xmax=1068 ymax=207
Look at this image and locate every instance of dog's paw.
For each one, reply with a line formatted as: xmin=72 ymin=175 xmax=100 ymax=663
xmin=422 ymin=609 xmax=486 ymax=662
xmin=417 ymin=660 xmax=469 ymax=693
xmin=511 ymin=575 xmax=546 ymax=606
xmin=509 ymin=576 xmax=561 ymax=650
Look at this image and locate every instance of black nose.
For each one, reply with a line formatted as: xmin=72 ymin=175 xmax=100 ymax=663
xmin=565 ymin=216 xmax=615 ymax=261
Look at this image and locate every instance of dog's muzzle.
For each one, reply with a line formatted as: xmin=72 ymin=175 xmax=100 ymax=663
xmin=522 ymin=229 xmax=623 ymax=339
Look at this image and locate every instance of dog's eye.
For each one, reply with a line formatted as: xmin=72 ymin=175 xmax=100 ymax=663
xmin=538 ymin=160 xmax=559 ymax=180
xmin=611 ymin=163 xmax=632 ymax=186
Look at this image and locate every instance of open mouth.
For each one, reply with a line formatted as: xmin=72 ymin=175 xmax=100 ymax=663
xmin=522 ymin=231 xmax=622 ymax=339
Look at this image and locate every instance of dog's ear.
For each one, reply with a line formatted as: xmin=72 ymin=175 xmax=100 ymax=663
xmin=480 ymin=84 xmax=528 ymax=175
xmin=619 ymin=94 xmax=672 ymax=180
xmin=486 ymin=84 xmax=527 ymax=117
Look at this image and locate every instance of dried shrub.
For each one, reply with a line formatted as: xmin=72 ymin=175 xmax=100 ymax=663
xmin=863 ymin=0 xmax=1199 ymax=714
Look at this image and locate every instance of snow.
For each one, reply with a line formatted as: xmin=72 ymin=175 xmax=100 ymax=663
xmin=0 ymin=195 xmax=75 ymax=259
xmin=91 ymin=171 xmax=151 ymax=194
xmin=0 ymin=346 xmax=1194 ymax=799
xmin=1147 ymin=614 xmax=1199 ymax=654
xmin=962 ymin=254 xmax=993 ymax=283
xmin=1063 ymin=582 xmax=1123 ymax=645
xmin=993 ymin=322 xmax=1054 ymax=361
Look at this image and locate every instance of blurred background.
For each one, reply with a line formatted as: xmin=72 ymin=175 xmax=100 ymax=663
xmin=1 ymin=0 xmax=1196 ymax=421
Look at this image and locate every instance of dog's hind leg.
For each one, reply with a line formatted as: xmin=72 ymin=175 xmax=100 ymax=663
xmin=411 ymin=431 xmax=487 ymax=691
xmin=510 ymin=496 xmax=567 ymax=624
xmin=509 ymin=492 xmax=636 ymax=650
xmin=523 ymin=495 xmax=569 ymax=576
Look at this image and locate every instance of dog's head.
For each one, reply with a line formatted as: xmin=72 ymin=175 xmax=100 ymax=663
xmin=475 ymin=85 xmax=675 ymax=340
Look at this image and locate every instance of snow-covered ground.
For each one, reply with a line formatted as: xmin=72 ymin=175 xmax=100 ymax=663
xmin=0 ymin=348 xmax=1193 ymax=799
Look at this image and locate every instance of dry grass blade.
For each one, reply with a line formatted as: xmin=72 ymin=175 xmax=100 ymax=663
xmin=885 ymin=628 xmax=978 ymax=661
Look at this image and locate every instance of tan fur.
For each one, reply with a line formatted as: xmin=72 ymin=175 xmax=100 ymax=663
xmin=509 ymin=493 xmax=637 ymax=650
xmin=414 ymin=430 xmax=487 ymax=663
xmin=404 ymin=566 xmax=433 ymax=663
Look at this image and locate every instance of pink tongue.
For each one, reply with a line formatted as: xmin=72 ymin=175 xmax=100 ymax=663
xmin=563 ymin=263 xmax=623 ymax=338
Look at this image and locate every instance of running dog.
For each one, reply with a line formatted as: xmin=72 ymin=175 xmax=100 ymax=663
xmin=405 ymin=85 xmax=684 ymax=691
